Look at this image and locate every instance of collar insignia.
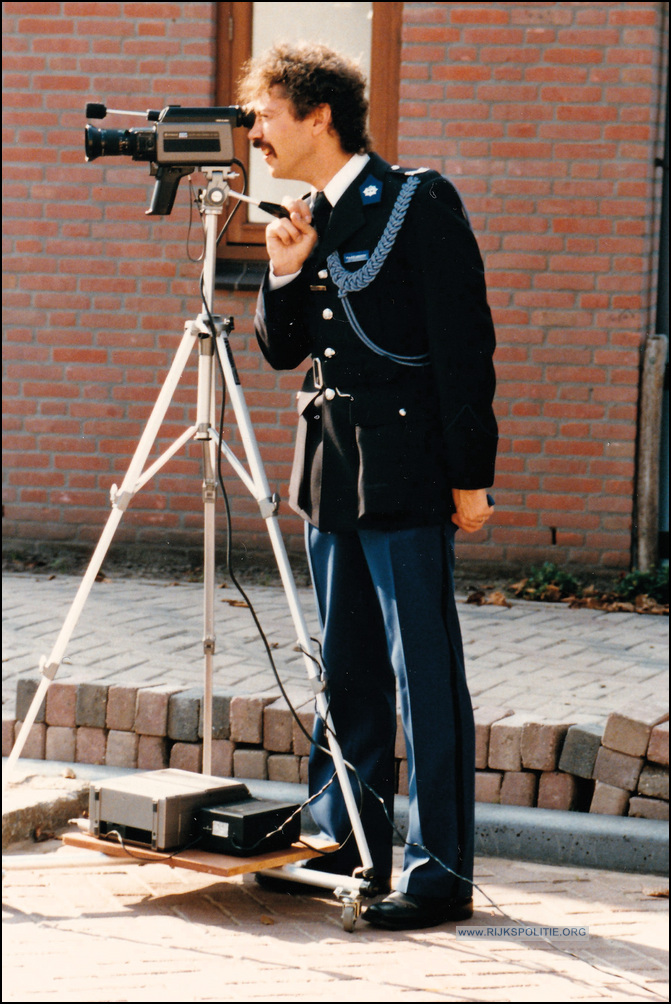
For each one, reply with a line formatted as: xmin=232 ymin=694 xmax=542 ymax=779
xmin=359 ymin=175 xmax=383 ymax=205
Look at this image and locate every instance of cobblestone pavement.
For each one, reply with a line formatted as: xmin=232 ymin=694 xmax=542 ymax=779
xmin=2 ymin=842 xmax=668 ymax=1002
xmin=2 ymin=574 xmax=666 ymax=722
xmin=2 ymin=572 xmax=668 ymax=723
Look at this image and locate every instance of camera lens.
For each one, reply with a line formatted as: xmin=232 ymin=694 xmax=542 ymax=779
xmin=84 ymin=125 xmax=156 ymax=162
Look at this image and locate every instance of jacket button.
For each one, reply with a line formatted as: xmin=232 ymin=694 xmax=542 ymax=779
xmin=322 ymin=308 xmax=333 ymax=320
xmin=324 ymin=347 xmax=336 ymax=358
xmin=318 ymin=269 xmax=328 ymax=279
xmin=399 ymin=408 xmax=407 ymax=417
xmin=324 ymin=388 xmax=336 ymax=401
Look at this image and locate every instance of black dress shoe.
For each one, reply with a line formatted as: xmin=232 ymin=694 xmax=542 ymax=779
xmin=364 ymin=891 xmax=474 ymax=930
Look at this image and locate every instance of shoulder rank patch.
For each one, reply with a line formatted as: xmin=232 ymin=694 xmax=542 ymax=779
xmin=359 ymin=175 xmax=383 ymax=204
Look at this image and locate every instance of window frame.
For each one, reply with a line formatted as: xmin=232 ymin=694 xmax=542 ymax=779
xmin=214 ymin=1 xmax=403 ymax=259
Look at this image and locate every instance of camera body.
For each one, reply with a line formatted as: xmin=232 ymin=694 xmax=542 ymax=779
xmin=85 ymin=104 xmax=254 ymax=214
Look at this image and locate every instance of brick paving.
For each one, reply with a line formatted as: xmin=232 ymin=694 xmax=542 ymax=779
xmin=2 ymin=843 xmax=668 ymax=1002
xmin=2 ymin=572 xmax=668 ymax=725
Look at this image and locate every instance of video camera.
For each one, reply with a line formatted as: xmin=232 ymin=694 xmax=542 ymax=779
xmin=84 ymin=102 xmax=255 ymax=216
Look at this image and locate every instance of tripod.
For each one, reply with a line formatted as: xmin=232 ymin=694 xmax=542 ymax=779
xmin=4 ymin=168 xmax=374 ymax=924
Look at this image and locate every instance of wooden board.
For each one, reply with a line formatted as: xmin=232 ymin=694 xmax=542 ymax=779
xmin=61 ymin=830 xmax=338 ymax=878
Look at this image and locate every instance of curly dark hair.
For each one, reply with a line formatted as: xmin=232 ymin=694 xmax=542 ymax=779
xmin=238 ymin=41 xmax=372 ymax=155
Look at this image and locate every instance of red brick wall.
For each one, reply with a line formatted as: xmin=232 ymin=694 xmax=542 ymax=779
xmin=2 ymin=2 xmax=667 ymax=572
xmin=399 ymin=1 xmax=666 ymax=569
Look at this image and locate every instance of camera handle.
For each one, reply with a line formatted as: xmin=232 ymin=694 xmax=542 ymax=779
xmin=4 ymin=172 xmax=375 ymax=894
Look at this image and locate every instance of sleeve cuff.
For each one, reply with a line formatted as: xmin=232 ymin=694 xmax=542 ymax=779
xmin=268 ymin=264 xmax=302 ymax=290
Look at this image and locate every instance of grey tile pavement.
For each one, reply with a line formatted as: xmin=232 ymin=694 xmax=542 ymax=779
xmin=2 ymin=572 xmax=668 ymax=723
xmin=2 ymin=842 xmax=668 ymax=1001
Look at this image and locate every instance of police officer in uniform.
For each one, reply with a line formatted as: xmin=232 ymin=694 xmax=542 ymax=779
xmin=240 ymin=42 xmax=497 ymax=930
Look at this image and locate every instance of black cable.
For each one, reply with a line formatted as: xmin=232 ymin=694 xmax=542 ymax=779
xmin=215 ymin=158 xmax=248 ymax=246
xmin=186 ymin=175 xmax=207 ymax=262
xmin=105 ymin=829 xmax=203 ymax=863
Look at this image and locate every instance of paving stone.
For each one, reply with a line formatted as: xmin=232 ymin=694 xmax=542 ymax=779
xmin=135 ymin=686 xmax=183 ymax=736
xmin=590 ymin=780 xmax=630 ymax=816
xmin=473 ymin=706 xmax=514 ymax=769
xmin=474 ymin=770 xmax=502 ymax=803
xmin=638 ymin=763 xmax=669 ymax=801
xmin=593 ymin=745 xmax=644 ymax=791
xmin=521 ymin=721 xmax=572 ymax=771
xmin=105 ymin=685 xmax=138 ymax=732
xmin=267 ymin=753 xmax=301 ymax=784
xmin=15 ymin=678 xmax=45 ymax=723
xmin=105 ymin=730 xmax=139 ymax=769
xmin=602 ymin=701 xmax=669 ymax=757
xmin=292 ymin=707 xmax=315 ymax=756
xmin=647 ymin=720 xmax=669 ymax=766
xmin=233 ymin=748 xmax=268 ymax=780
xmin=2 ymin=717 xmax=16 ymax=757
xmin=198 ymin=688 xmax=232 ymax=740
xmin=488 ymin=713 xmax=530 ymax=771
xmin=75 ymin=682 xmax=109 ymax=729
xmin=210 ymin=738 xmax=235 ymax=777
xmin=263 ymin=698 xmax=294 ymax=753
xmin=299 ymin=755 xmax=309 ymax=784
xmin=557 ymin=722 xmax=604 ymax=779
xmin=13 ymin=721 xmax=46 ymax=759
xmin=230 ymin=695 xmax=275 ymax=744
xmin=537 ymin=771 xmax=578 ymax=811
xmin=170 ymin=742 xmax=203 ymax=773
xmin=45 ymin=726 xmax=76 ymax=762
xmin=628 ymin=795 xmax=669 ymax=821
xmin=137 ymin=734 xmax=169 ymax=770
xmin=398 ymin=758 xmax=409 ymax=796
xmin=75 ymin=726 xmax=106 ymax=765
xmin=500 ymin=770 xmax=538 ymax=807
xmin=168 ymin=688 xmax=201 ymax=742
xmin=45 ymin=681 xmax=77 ymax=727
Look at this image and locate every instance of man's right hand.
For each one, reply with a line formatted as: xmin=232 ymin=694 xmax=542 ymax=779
xmin=266 ymin=198 xmax=318 ymax=276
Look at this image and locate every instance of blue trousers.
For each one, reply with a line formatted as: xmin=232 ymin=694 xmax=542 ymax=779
xmin=305 ymin=521 xmax=475 ymax=899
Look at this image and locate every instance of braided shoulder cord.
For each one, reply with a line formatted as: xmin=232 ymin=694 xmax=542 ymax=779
xmin=327 ymin=175 xmax=421 ymax=294
xmin=325 ymin=174 xmax=429 ymax=367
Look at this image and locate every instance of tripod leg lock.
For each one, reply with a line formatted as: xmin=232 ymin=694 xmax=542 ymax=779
xmin=39 ymin=655 xmax=59 ymax=681
xmin=109 ymin=484 xmax=133 ymax=511
xmin=202 ymin=482 xmax=217 ymax=503
xmin=203 ymin=635 xmax=216 ymax=655
xmin=258 ymin=493 xmax=280 ymax=520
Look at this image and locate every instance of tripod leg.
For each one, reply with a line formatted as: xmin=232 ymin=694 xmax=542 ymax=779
xmin=201 ymin=443 xmax=217 ymax=775
xmin=213 ymin=333 xmax=374 ymax=873
xmin=3 ymin=325 xmax=198 ymax=790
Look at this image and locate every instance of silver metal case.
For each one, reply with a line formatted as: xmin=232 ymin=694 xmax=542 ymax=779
xmin=156 ymin=121 xmax=234 ymax=165
xmin=89 ymin=768 xmax=249 ymax=850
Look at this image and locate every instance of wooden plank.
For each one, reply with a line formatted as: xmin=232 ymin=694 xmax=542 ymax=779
xmin=61 ymin=831 xmax=338 ymax=878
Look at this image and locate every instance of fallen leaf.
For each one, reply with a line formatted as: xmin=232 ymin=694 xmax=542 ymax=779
xmin=510 ymin=578 xmax=528 ymax=595
xmin=48 ymin=574 xmax=56 ymax=580
xmin=222 ymin=599 xmax=249 ymax=608
xmin=466 ymin=590 xmax=486 ymax=605
xmin=260 ymin=914 xmax=275 ymax=925
xmin=486 ymin=590 xmax=512 ymax=608
xmin=642 ymin=887 xmax=669 ymax=898
xmin=33 ymin=826 xmax=56 ymax=843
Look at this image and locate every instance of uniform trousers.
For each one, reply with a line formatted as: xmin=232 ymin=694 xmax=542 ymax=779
xmin=304 ymin=520 xmax=475 ymax=900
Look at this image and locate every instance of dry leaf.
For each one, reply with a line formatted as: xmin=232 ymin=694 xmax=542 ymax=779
xmin=487 ymin=590 xmax=511 ymax=608
xmin=260 ymin=914 xmax=275 ymax=925
xmin=466 ymin=590 xmax=486 ymax=605
xmin=222 ymin=599 xmax=249 ymax=608
xmin=642 ymin=886 xmax=669 ymax=898
xmin=33 ymin=826 xmax=55 ymax=843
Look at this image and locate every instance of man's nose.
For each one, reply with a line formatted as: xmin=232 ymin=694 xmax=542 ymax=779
xmin=248 ymin=118 xmax=262 ymax=140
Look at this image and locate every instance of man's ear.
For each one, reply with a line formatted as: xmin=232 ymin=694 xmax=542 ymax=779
xmin=310 ymin=103 xmax=333 ymax=137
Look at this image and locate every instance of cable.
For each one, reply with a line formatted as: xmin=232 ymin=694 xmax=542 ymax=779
xmin=105 ymin=829 xmax=203 ymax=863
xmin=186 ymin=175 xmax=207 ymax=262
xmin=215 ymin=158 xmax=248 ymax=246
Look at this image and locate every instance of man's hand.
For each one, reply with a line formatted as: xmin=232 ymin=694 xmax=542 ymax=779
xmin=451 ymin=488 xmax=494 ymax=533
xmin=266 ymin=198 xmax=318 ymax=277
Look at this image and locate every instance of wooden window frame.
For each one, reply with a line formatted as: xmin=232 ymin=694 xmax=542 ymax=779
xmin=214 ymin=1 xmax=403 ymax=259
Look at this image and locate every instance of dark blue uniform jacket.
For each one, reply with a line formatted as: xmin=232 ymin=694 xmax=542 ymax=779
xmin=255 ymin=152 xmax=498 ymax=532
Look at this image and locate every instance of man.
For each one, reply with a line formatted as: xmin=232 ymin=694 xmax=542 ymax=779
xmin=240 ymin=42 xmax=497 ymax=930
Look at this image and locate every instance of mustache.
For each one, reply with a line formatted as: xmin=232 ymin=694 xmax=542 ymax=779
xmin=253 ymin=139 xmax=275 ymax=155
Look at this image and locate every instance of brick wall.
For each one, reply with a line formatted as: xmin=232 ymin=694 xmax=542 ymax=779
xmin=2 ymin=2 xmax=667 ymax=573
xmin=399 ymin=1 xmax=666 ymax=569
